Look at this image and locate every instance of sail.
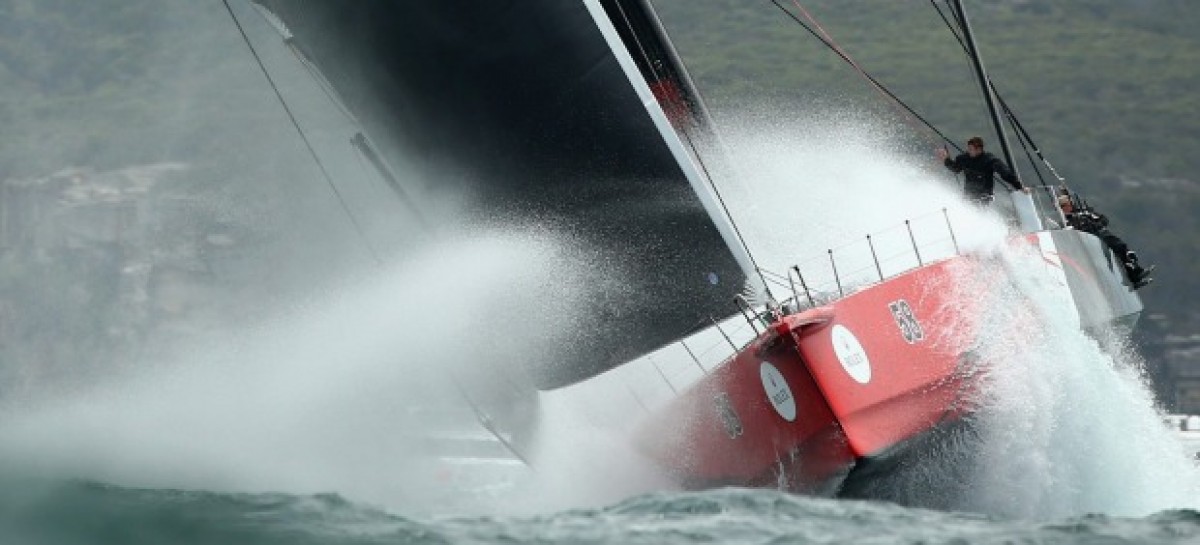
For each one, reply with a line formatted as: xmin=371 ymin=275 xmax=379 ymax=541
xmin=593 ymin=0 xmax=716 ymax=135
xmin=250 ymin=0 xmax=754 ymax=389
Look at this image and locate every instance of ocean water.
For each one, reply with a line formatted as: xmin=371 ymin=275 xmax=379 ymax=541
xmin=1 ymin=481 xmax=1198 ymax=545
xmin=3 ymin=115 xmax=1198 ymax=543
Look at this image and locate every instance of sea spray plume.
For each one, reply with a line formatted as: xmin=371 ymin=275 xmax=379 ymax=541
xmin=639 ymin=104 xmax=1018 ymax=507
xmin=960 ymin=240 xmax=1200 ymax=519
xmin=706 ymin=104 xmax=1009 ymax=501
xmin=0 ymin=227 xmax=616 ymax=515
xmin=502 ymin=389 xmax=680 ymax=514
xmin=706 ymin=103 xmax=1006 ymax=278
xmin=521 ymin=308 xmax=763 ymax=509
xmin=697 ymin=104 xmax=1197 ymax=516
xmin=846 ymin=236 xmax=1200 ymax=516
xmin=822 ymin=235 xmax=1199 ymax=517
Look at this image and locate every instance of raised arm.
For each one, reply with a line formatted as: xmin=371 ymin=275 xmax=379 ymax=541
xmin=990 ymin=155 xmax=1023 ymax=190
xmin=940 ymin=152 xmax=964 ymax=174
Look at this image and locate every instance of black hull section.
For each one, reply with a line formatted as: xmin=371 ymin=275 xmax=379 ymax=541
xmin=253 ymin=1 xmax=745 ymax=388
xmin=838 ymin=417 xmax=982 ymax=509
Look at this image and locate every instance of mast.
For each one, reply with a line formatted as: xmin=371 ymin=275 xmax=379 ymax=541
xmin=951 ymin=0 xmax=1020 ymax=180
xmin=587 ymin=0 xmax=771 ymax=301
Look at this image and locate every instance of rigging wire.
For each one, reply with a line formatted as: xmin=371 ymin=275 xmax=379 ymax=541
xmin=1008 ymin=114 xmax=1046 ymax=187
xmin=289 ymin=43 xmax=360 ymax=125
xmin=932 ymin=0 xmax=1007 ymax=157
xmin=246 ymin=3 xmax=360 ymax=125
xmin=929 ymin=0 xmax=965 ymax=45
xmin=221 ymin=0 xmax=382 ymax=264
xmin=994 ymin=91 xmax=1067 ymax=183
xmin=225 ymin=1 xmax=533 ymax=467
xmin=768 ymin=0 xmax=962 ymax=152
xmin=684 ymin=127 xmax=777 ymax=302
xmin=930 ymin=0 xmax=1066 ymax=186
xmin=610 ymin=1 xmax=776 ymax=302
xmin=787 ymin=1 xmax=934 ymax=145
xmin=249 ymin=1 xmax=432 ymax=223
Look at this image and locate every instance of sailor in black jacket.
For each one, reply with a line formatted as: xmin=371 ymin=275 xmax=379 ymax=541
xmin=1057 ymin=194 xmax=1153 ymax=288
xmin=937 ymin=136 xmax=1028 ymax=203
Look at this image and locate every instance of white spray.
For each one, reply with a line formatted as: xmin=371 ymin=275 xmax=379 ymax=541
xmin=959 ymin=242 xmax=1199 ymax=518
xmin=3 ymin=98 xmax=1194 ymax=520
xmin=0 ymin=229 xmax=597 ymax=515
xmin=708 ymin=106 xmax=1199 ymax=517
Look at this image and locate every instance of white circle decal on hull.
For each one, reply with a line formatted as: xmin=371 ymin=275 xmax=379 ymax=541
xmin=832 ymin=324 xmax=872 ymax=384
xmin=760 ymin=362 xmax=797 ymax=422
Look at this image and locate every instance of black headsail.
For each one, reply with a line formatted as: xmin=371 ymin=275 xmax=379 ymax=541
xmin=250 ymin=0 xmax=756 ymax=389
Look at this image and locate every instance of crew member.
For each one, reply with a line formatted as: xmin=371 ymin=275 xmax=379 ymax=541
xmin=1057 ymin=194 xmax=1153 ymax=289
xmin=936 ymin=136 xmax=1030 ymax=204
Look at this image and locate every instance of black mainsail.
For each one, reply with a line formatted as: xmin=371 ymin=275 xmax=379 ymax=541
xmin=250 ymin=0 xmax=756 ymax=389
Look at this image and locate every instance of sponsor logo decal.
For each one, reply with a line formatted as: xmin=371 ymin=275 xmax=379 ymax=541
xmin=759 ymin=361 xmax=797 ymax=422
xmin=714 ymin=392 xmax=743 ymax=438
xmin=888 ymin=299 xmax=924 ymax=344
xmin=832 ymin=324 xmax=872 ymax=384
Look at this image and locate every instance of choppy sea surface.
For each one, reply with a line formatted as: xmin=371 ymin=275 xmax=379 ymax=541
xmin=2 ymin=480 xmax=1198 ymax=545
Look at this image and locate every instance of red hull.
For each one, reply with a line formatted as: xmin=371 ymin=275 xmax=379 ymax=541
xmin=636 ymin=255 xmax=989 ymax=493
